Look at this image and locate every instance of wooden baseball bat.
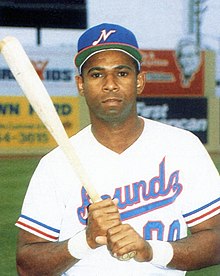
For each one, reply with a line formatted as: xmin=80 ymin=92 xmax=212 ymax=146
xmin=0 ymin=36 xmax=101 ymax=203
xmin=0 ymin=37 xmax=136 ymax=260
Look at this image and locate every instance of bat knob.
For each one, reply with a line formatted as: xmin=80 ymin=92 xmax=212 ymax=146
xmin=117 ymin=251 xmax=136 ymax=261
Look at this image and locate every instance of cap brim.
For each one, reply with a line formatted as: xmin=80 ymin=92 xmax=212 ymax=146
xmin=75 ymin=43 xmax=142 ymax=69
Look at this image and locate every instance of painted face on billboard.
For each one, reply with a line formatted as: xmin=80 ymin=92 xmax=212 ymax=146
xmin=176 ymin=39 xmax=201 ymax=87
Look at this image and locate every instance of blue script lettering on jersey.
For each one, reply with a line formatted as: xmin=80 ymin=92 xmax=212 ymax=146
xmin=77 ymin=157 xmax=183 ymax=225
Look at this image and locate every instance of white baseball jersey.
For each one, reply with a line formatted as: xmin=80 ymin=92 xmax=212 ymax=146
xmin=16 ymin=117 xmax=220 ymax=275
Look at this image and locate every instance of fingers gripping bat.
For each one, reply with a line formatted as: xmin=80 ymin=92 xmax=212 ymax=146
xmin=0 ymin=36 xmax=100 ymax=203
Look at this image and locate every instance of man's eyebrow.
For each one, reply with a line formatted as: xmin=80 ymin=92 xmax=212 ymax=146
xmin=115 ymin=65 xmax=133 ymax=71
xmin=87 ymin=66 xmax=103 ymax=74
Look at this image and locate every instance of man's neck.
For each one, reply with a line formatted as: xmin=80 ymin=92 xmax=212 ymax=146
xmin=91 ymin=116 xmax=144 ymax=154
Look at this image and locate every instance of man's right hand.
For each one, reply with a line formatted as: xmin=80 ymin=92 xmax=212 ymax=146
xmin=86 ymin=198 xmax=121 ymax=249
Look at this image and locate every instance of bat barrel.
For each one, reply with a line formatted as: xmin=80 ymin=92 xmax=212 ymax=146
xmin=0 ymin=36 xmax=101 ymax=203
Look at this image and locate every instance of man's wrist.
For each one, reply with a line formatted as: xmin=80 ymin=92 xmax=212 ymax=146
xmin=147 ymin=240 xmax=174 ymax=268
xmin=67 ymin=229 xmax=93 ymax=259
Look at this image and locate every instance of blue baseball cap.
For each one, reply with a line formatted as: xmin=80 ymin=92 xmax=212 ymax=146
xmin=74 ymin=23 xmax=142 ymax=73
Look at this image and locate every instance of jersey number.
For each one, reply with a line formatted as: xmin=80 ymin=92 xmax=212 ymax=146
xmin=143 ymin=220 xmax=180 ymax=241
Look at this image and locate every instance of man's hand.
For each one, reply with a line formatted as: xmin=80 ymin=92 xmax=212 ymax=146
xmin=86 ymin=198 xmax=121 ymax=249
xmin=105 ymin=224 xmax=153 ymax=262
xmin=86 ymin=198 xmax=152 ymax=262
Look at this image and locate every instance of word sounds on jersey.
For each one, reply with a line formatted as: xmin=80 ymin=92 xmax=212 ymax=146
xmin=77 ymin=157 xmax=183 ymax=224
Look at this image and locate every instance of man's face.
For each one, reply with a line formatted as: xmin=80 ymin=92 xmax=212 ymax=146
xmin=76 ymin=50 xmax=144 ymax=123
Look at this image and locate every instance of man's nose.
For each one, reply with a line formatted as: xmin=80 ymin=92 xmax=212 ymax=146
xmin=103 ymin=74 xmax=119 ymax=92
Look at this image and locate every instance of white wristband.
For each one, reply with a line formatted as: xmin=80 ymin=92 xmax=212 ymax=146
xmin=67 ymin=229 xmax=93 ymax=259
xmin=148 ymin=240 xmax=174 ymax=268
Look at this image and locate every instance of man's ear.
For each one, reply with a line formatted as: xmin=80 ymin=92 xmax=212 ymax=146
xmin=75 ymin=75 xmax=84 ymax=96
xmin=137 ymin=72 xmax=145 ymax=95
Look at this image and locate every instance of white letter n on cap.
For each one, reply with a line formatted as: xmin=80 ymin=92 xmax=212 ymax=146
xmin=92 ymin=29 xmax=116 ymax=45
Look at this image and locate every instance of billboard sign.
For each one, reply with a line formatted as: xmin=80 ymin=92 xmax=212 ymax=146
xmin=137 ymin=97 xmax=208 ymax=143
xmin=0 ymin=96 xmax=79 ymax=153
xmin=0 ymin=46 xmax=79 ymax=154
xmin=0 ymin=46 xmax=77 ymax=96
xmin=140 ymin=49 xmax=205 ymax=97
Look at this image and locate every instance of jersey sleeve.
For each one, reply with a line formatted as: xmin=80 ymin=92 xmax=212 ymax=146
xmin=15 ymin=156 xmax=66 ymax=241
xmin=180 ymin=134 xmax=220 ymax=227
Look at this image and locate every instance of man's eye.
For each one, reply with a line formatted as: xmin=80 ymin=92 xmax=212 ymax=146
xmin=118 ymin=71 xmax=128 ymax=77
xmin=91 ymin=72 xmax=102 ymax=78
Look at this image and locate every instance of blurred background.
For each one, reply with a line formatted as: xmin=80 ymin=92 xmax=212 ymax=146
xmin=0 ymin=1 xmax=219 ymax=275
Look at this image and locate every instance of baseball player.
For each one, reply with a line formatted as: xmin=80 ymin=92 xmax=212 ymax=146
xmin=15 ymin=23 xmax=220 ymax=276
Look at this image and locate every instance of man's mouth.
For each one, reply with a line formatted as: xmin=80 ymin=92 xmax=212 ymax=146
xmin=102 ymin=98 xmax=122 ymax=104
